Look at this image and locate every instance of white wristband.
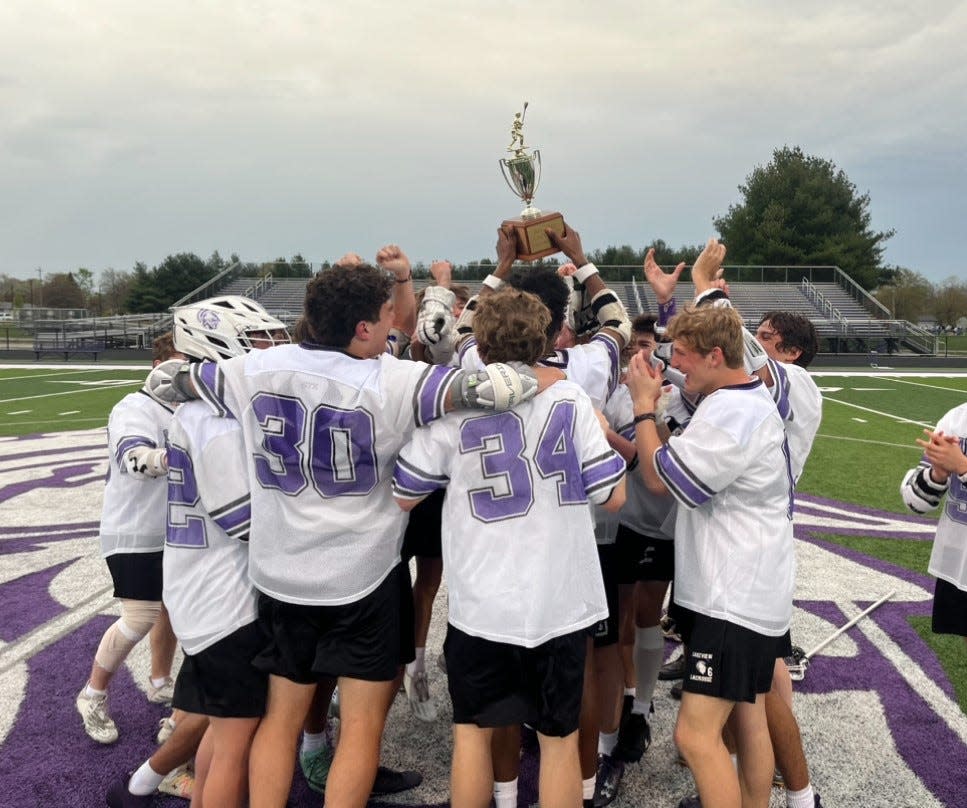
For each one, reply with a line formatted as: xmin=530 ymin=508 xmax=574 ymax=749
xmin=573 ymin=263 xmax=598 ymax=284
xmin=482 ymin=274 xmax=505 ymax=291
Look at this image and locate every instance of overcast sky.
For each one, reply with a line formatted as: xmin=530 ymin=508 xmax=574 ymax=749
xmin=1 ymin=1 xmax=963 ymax=284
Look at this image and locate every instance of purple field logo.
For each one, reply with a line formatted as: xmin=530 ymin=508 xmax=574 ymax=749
xmin=1 ymin=429 xmax=965 ymax=806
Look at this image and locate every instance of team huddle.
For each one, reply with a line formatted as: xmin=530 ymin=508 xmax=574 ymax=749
xmin=74 ymin=220 xmax=966 ymax=808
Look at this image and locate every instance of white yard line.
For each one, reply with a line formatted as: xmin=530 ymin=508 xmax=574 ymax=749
xmin=879 ymin=377 xmax=967 ymax=395
xmin=0 ymin=369 xmax=105 ymax=383
xmin=823 ymin=396 xmax=936 ymax=429
xmin=0 ymin=383 xmax=141 ymax=405
xmin=813 ymin=433 xmax=922 ymax=451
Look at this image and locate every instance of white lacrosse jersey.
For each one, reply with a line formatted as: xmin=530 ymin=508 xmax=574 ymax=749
xmin=190 ymin=344 xmax=459 ymax=606
xmin=924 ymin=404 xmax=967 ymax=591
xmin=99 ymin=390 xmax=175 ymax=557
xmin=458 ymin=332 xmax=621 ymax=409
xmin=765 ymin=358 xmax=823 ymax=483
xmin=606 ymin=385 xmax=676 ymax=540
xmin=163 ymin=401 xmax=256 ymax=655
xmin=394 ymin=380 xmax=626 ymax=647
xmin=654 ymin=379 xmax=795 ymax=636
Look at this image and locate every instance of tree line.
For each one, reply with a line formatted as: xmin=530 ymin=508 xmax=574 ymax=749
xmin=0 ymin=147 xmax=963 ymax=327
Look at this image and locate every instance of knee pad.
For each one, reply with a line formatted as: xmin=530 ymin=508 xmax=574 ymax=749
xmin=119 ymin=599 xmax=162 ymax=639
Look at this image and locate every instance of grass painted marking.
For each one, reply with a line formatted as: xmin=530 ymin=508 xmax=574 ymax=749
xmin=824 ymin=397 xmax=935 ymax=429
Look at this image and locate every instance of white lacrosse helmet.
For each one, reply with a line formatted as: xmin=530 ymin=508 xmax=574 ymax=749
xmin=172 ymin=295 xmax=289 ymax=360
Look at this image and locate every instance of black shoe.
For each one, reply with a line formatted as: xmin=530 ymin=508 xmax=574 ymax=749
xmin=370 ymin=766 xmax=422 ymax=796
xmin=613 ymin=712 xmax=651 ymax=763
xmin=592 ymin=754 xmax=624 ymax=807
xmin=670 ymin=681 xmax=682 ymax=700
xmin=676 ymin=794 xmax=701 ymax=808
xmin=621 ymin=693 xmax=633 ymax=723
xmin=583 ymin=800 xmax=594 ymax=808
xmin=814 ymin=793 xmax=823 ymax=808
xmin=106 ymin=773 xmax=153 ymax=808
xmin=659 ymin=655 xmax=686 ymax=681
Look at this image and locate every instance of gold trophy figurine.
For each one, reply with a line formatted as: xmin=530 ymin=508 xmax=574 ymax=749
xmin=498 ymin=103 xmax=565 ymax=261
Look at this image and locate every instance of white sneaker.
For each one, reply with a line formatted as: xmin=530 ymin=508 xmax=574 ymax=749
xmin=146 ymin=677 xmax=175 ymax=704
xmin=76 ymin=687 xmax=119 ymax=744
xmin=156 ymin=715 xmax=177 ymax=745
xmin=158 ymin=762 xmax=194 ymax=798
xmin=403 ymin=669 xmax=438 ymax=722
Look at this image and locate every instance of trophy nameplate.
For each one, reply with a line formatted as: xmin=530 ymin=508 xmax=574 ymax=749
xmin=499 ymin=103 xmax=564 ymax=261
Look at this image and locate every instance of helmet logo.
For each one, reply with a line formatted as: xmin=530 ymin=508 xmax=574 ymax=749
xmin=197 ymin=309 xmax=220 ymax=330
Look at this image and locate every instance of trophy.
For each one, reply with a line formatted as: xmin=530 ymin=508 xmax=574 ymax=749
xmin=499 ymin=103 xmax=565 ymax=261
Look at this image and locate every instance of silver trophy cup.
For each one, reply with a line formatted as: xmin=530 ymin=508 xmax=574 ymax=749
xmin=499 ymin=151 xmax=543 ymax=220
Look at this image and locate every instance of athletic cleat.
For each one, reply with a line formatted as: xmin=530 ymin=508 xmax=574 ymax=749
xmin=158 ymin=763 xmax=194 ymax=798
xmin=146 ymin=676 xmax=175 ymax=705
xmin=105 ymin=773 xmax=152 ymax=807
xmin=403 ymin=669 xmax=438 ymax=722
xmin=592 ymin=754 xmax=624 ymax=807
xmin=676 ymin=794 xmax=701 ymax=808
xmin=670 ymin=681 xmax=682 ymax=700
xmin=658 ymin=654 xmax=686 ymax=680
xmin=814 ymin=793 xmax=824 ymax=807
xmin=76 ymin=687 xmax=119 ymax=744
xmin=371 ymin=766 xmax=422 ymax=796
xmin=156 ymin=715 xmax=176 ymax=745
xmin=613 ymin=712 xmax=651 ymax=763
xmin=300 ymin=743 xmax=334 ymax=794
xmin=621 ymin=694 xmax=633 ymax=723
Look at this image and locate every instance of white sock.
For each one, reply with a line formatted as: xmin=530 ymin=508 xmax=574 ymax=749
xmin=598 ymin=729 xmax=619 ymax=756
xmin=150 ymin=675 xmax=169 ymax=688
xmin=128 ymin=761 xmax=164 ymax=796
xmin=633 ymin=625 xmax=664 ymax=712
xmin=301 ymin=730 xmax=328 ymax=754
xmin=493 ymin=778 xmax=518 ymax=808
xmin=786 ymin=784 xmax=815 ymax=808
xmin=83 ymin=683 xmax=106 ymax=699
xmin=406 ymin=647 xmax=427 ymax=677
xmin=623 ymin=687 xmax=636 ymax=698
xmin=582 ymin=775 xmax=596 ymax=800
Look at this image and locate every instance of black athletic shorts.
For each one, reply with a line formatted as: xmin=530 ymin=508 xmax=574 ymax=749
xmin=932 ymin=577 xmax=967 ymax=636
xmin=172 ymin=621 xmax=269 ymax=718
xmin=444 ymin=623 xmax=586 ymax=737
xmin=253 ymin=561 xmax=415 ymax=684
xmin=614 ymin=525 xmax=674 ymax=584
xmin=591 ymin=543 xmax=620 ymax=648
xmin=675 ymin=606 xmax=785 ymax=703
xmin=401 ymin=489 xmax=445 ymax=560
xmin=105 ymin=551 xmax=163 ymax=600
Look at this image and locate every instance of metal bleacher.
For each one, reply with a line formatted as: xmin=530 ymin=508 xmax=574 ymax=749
xmin=177 ymin=263 xmax=935 ymax=356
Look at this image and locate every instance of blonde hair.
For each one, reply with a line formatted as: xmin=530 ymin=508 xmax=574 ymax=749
xmin=666 ymin=306 xmax=745 ymax=369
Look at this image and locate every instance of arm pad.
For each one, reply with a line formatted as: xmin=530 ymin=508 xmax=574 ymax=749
xmin=900 ymin=466 xmax=947 ymax=513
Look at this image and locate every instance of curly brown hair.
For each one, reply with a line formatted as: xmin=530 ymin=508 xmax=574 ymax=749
xmin=304 ymin=264 xmax=393 ymax=348
xmin=151 ymin=332 xmax=178 ymax=363
xmin=474 ymin=289 xmax=551 ymax=365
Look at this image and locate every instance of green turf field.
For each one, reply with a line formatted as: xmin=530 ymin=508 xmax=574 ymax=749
xmin=0 ymin=366 xmax=150 ymax=436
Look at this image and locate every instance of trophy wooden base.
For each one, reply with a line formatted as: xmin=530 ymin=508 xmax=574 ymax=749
xmin=502 ymin=211 xmax=565 ymax=261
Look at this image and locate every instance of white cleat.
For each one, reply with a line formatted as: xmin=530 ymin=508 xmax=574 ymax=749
xmin=156 ymin=714 xmax=177 ymax=745
xmin=146 ymin=676 xmax=175 ymax=705
xmin=403 ymin=669 xmax=438 ymax=722
xmin=76 ymin=688 xmax=119 ymax=744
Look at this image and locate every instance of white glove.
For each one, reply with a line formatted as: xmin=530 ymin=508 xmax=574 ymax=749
xmin=417 ymin=287 xmax=456 ymax=364
xmin=125 ymin=445 xmax=168 ymax=477
xmin=458 ymin=362 xmax=538 ymax=411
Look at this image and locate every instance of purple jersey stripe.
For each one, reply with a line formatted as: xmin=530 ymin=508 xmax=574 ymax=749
xmin=582 ymin=451 xmax=626 ymax=494
xmin=592 ymin=332 xmax=622 ymax=399
xmin=192 ymin=361 xmax=230 ymax=418
xmin=213 ymin=502 xmax=252 ymax=534
xmin=458 ymin=335 xmax=477 ymax=364
xmin=414 ymin=365 xmax=459 ymax=427
xmin=769 ymin=359 xmax=792 ymax=421
xmin=393 ymin=459 xmax=447 ymax=498
xmin=655 ymin=444 xmax=713 ymax=508
xmin=114 ymin=436 xmax=155 ymax=465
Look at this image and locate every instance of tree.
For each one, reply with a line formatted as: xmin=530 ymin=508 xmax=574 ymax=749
xmin=99 ymin=269 xmax=133 ymax=315
xmin=125 ymin=253 xmax=216 ymax=313
xmin=931 ymin=278 xmax=967 ymax=329
xmin=42 ymin=272 xmax=86 ymax=309
xmin=873 ymin=268 xmax=932 ymax=322
xmin=714 ymin=146 xmax=894 ymax=289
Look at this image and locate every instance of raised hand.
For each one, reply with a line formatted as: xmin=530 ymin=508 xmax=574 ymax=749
xmin=643 ymin=248 xmax=685 ymax=304
xmin=375 ymin=244 xmax=411 ymax=280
